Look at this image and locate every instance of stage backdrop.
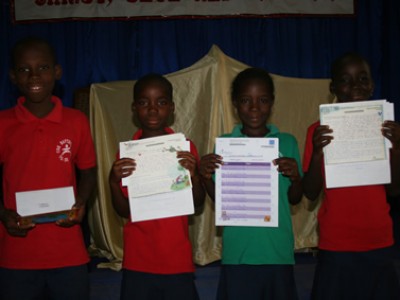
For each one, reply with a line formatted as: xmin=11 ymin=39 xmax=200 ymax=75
xmin=1 ymin=0 xmax=399 ymax=118
xmin=88 ymin=45 xmax=333 ymax=269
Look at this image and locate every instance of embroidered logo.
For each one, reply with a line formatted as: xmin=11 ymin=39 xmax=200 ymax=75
xmin=56 ymin=139 xmax=72 ymax=162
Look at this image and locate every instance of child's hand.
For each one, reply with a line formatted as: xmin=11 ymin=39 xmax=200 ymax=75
xmin=382 ymin=120 xmax=400 ymax=150
xmin=273 ymin=157 xmax=301 ymax=182
xmin=56 ymin=204 xmax=85 ymax=227
xmin=312 ymin=125 xmax=333 ymax=154
xmin=0 ymin=209 xmax=35 ymax=237
xmin=109 ymin=158 xmax=136 ymax=183
xmin=199 ymin=154 xmax=223 ymax=180
xmin=177 ymin=151 xmax=197 ymax=177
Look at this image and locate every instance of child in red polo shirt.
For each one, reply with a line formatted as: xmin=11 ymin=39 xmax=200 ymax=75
xmin=109 ymin=73 xmax=205 ymax=300
xmin=303 ymin=52 xmax=400 ymax=299
xmin=0 ymin=37 xmax=96 ymax=299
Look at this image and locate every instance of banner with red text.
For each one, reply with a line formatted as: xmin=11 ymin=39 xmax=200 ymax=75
xmin=12 ymin=0 xmax=354 ymax=22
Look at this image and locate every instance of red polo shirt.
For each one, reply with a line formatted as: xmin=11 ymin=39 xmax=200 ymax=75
xmin=0 ymin=96 xmax=96 ymax=269
xmin=121 ymin=128 xmax=196 ymax=274
xmin=303 ymin=121 xmax=393 ymax=251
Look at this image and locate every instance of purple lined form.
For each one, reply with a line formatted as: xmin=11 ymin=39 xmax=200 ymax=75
xmin=222 ymin=181 xmax=271 ymax=187
xmin=221 ymin=206 xmax=271 ymax=211
xmin=222 ymin=174 xmax=271 ymax=179
xmin=220 ymin=161 xmax=273 ymax=222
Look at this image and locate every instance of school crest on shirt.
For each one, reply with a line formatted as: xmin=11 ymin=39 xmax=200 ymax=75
xmin=56 ymin=139 xmax=72 ymax=162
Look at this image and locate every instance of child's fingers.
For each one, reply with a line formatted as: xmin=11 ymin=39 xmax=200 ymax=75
xmin=176 ymin=151 xmax=193 ymax=158
xmin=199 ymin=154 xmax=224 ymax=178
xmin=56 ymin=206 xmax=85 ymax=227
xmin=179 ymin=159 xmax=196 ymax=175
xmin=111 ymin=159 xmax=136 ymax=181
xmin=199 ymin=163 xmax=220 ymax=177
xmin=177 ymin=153 xmax=196 ymax=164
xmin=273 ymin=158 xmax=299 ymax=176
xmin=115 ymin=158 xmax=136 ymax=169
xmin=3 ymin=209 xmax=35 ymax=237
xmin=6 ymin=215 xmax=35 ymax=237
xmin=177 ymin=152 xmax=197 ymax=171
xmin=200 ymin=154 xmax=223 ymax=165
xmin=313 ymin=126 xmax=333 ymax=150
xmin=121 ymin=165 xmax=136 ymax=176
xmin=382 ymin=121 xmax=400 ymax=148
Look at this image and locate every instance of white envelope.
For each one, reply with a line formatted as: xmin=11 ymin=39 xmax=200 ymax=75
xmin=16 ymin=186 xmax=75 ymax=217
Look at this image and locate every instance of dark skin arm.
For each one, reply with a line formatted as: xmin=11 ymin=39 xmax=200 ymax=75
xmin=109 ymin=158 xmax=136 ymax=219
xmin=198 ymin=153 xmax=224 ymax=201
xmin=382 ymin=120 xmax=400 ymax=196
xmin=0 ymin=203 xmax=35 ymax=237
xmin=57 ymin=166 xmax=97 ymax=227
xmin=303 ymin=125 xmax=333 ymax=201
xmin=0 ymin=165 xmax=35 ymax=236
xmin=177 ymin=151 xmax=205 ymax=207
xmin=273 ymin=157 xmax=303 ymax=205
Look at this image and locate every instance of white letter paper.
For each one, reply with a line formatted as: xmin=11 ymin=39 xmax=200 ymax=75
xmin=119 ymin=133 xmax=194 ymax=222
xmin=215 ymin=137 xmax=279 ymax=227
xmin=320 ymin=99 xmax=393 ymax=188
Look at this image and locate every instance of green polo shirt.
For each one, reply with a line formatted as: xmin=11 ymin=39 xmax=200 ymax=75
xmin=220 ymin=124 xmax=302 ymax=265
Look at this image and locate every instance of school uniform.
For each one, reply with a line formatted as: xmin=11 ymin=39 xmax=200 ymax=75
xmin=119 ymin=127 xmax=199 ymax=300
xmin=217 ymin=124 xmax=300 ymax=300
xmin=0 ymin=96 xmax=96 ymax=299
xmin=303 ymin=121 xmax=400 ymax=300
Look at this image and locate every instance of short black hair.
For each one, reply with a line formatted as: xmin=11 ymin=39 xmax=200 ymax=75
xmin=231 ymin=67 xmax=275 ymax=100
xmin=10 ymin=37 xmax=57 ymax=68
xmin=133 ymin=73 xmax=173 ymax=101
xmin=330 ymin=52 xmax=371 ymax=81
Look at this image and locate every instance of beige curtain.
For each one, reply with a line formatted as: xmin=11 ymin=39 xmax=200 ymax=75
xmin=87 ymin=45 xmax=334 ymax=270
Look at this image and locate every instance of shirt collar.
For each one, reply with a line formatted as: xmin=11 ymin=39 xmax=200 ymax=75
xmin=15 ymin=96 xmax=63 ymax=123
xmin=132 ymin=127 xmax=175 ymax=140
xmin=230 ymin=124 xmax=279 ymax=137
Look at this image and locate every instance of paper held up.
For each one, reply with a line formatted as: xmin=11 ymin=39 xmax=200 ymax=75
xmin=16 ymin=186 xmax=75 ymax=224
xmin=215 ymin=137 xmax=279 ymax=227
xmin=128 ymin=188 xmax=194 ymax=223
xmin=119 ymin=133 xmax=192 ymax=196
xmin=320 ymin=99 xmax=394 ymax=188
xmin=120 ymin=133 xmax=194 ymax=222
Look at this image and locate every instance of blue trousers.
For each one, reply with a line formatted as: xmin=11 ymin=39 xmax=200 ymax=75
xmin=120 ymin=269 xmax=199 ymax=300
xmin=217 ymin=264 xmax=298 ymax=300
xmin=311 ymin=247 xmax=400 ymax=300
xmin=0 ymin=264 xmax=89 ymax=300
